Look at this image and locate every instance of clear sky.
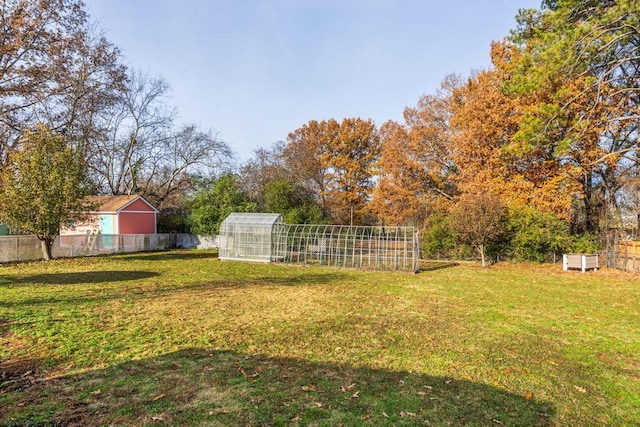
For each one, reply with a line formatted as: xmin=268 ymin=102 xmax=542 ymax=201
xmin=83 ymin=0 xmax=542 ymax=162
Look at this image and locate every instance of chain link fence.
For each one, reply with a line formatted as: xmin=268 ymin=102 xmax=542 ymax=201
xmin=0 ymin=234 xmax=179 ymax=263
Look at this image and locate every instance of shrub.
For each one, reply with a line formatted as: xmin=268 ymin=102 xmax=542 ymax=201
xmin=264 ymin=179 xmax=326 ymax=224
xmin=505 ymin=207 xmax=571 ymax=262
xmin=157 ymin=208 xmax=190 ymax=233
xmin=568 ymin=233 xmax=601 ymax=253
xmin=421 ymin=215 xmax=457 ymax=259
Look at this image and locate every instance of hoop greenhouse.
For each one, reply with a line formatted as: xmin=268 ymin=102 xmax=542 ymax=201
xmin=218 ymin=213 xmax=420 ymax=272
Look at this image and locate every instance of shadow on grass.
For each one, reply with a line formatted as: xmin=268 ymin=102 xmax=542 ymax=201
xmin=419 ymin=261 xmax=460 ymax=272
xmin=2 ymin=349 xmax=555 ymax=426
xmin=0 ymin=271 xmax=161 ymax=308
xmin=7 ymin=271 xmax=160 ymax=286
xmin=0 ymin=270 xmax=352 ymax=309
xmin=119 ymin=250 xmax=218 ymax=262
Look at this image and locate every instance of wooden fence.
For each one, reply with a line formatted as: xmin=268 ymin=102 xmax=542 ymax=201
xmin=616 ymin=240 xmax=640 ymax=272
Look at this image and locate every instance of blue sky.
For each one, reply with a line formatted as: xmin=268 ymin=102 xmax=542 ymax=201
xmin=84 ymin=0 xmax=542 ymax=162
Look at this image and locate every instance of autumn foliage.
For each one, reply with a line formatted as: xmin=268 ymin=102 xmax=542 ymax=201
xmin=268 ymin=1 xmax=639 ymax=263
xmin=284 ymin=118 xmax=379 ymax=225
xmin=2 ymin=0 xmax=638 ymax=263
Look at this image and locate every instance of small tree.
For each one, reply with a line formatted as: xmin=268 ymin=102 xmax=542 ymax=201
xmin=449 ymin=190 xmax=506 ymax=267
xmin=188 ymin=174 xmax=255 ymax=235
xmin=0 ymin=124 xmax=93 ymax=260
xmin=264 ymin=179 xmax=325 ymax=224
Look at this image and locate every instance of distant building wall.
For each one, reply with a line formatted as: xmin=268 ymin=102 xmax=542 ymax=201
xmin=119 ymin=212 xmax=156 ymax=234
xmin=60 ymin=216 xmax=100 ymax=236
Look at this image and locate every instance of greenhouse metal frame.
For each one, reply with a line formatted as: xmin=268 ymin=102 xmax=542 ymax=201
xmin=273 ymin=224 xmax=419 ymax=271
xmin=218 ymin=213 xmax=420 ymax=271
xmin=218 ymin=213 xmax=285 ymax=263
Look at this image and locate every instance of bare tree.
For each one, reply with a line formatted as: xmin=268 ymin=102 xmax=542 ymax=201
xmin=138 ymin=124 xmax=232 ymax=208
xmin=89 ymin=70 xmax=231 ymax=208
xmin=238 ymin=141 xmax=289 ymax=210
xmin=0 ymin=0 xmax=125 ymax=165
xmin=89 ymin=70 xmax=173 ymax=195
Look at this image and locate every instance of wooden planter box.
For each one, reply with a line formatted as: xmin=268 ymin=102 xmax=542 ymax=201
xmin=563 ymin=254 xmax=599 ymax=272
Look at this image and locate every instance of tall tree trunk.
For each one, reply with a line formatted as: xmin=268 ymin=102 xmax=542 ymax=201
xmin=40 ymin=238 xmax=53 ymax=260
xmin=583 ymin=171 xmax=599 ymax=234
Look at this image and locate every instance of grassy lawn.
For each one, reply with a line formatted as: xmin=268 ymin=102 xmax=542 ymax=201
xmin=1 ymin=250 xmax=638 ymax=426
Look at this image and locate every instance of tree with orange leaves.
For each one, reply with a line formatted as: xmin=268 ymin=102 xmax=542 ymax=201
xmin=449 ymin=42 xmax=578 ymax=221
xmin=450 ymin=188 xmax=507 ymax=268
xmin=507 ymin=0 xmax=639 ymax=231
xmin=370 ymin=76 xmax=458 ymax=226
xmin=284 ymin=118 xmax=379 ymax=225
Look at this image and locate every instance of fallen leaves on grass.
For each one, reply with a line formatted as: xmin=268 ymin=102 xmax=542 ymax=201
xmin=238 ymin=365 xmax=262 ymax=380
xmin=340 ymin=383 xmax=356 ymax=392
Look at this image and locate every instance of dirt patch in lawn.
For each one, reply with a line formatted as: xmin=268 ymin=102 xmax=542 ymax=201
xmin=0 ymin=356 xmax=44 ymax=393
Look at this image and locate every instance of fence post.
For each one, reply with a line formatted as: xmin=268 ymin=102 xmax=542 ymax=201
xmin=562 ymin=254 xmax=568 ymax=271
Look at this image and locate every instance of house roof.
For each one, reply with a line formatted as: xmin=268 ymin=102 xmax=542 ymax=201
xmin=85 ymin=195 xmax=158 ymax=213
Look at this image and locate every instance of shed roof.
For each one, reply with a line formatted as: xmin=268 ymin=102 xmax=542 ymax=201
xmin=86 ymin=195 xmax=158 ymax=213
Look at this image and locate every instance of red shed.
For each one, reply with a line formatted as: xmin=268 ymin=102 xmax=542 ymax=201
xmin=61 ymin=195 xmax=158 ymax=236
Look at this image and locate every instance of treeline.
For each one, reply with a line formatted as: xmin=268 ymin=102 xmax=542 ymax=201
xmin=187 ymin=1 xmax=638 ymax=264
xmin=1 ymin=1 xmax=638 ymax=264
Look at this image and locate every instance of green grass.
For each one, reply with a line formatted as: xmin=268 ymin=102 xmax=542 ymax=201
xmin=1 ymin=250 xmax=638 ymax=425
